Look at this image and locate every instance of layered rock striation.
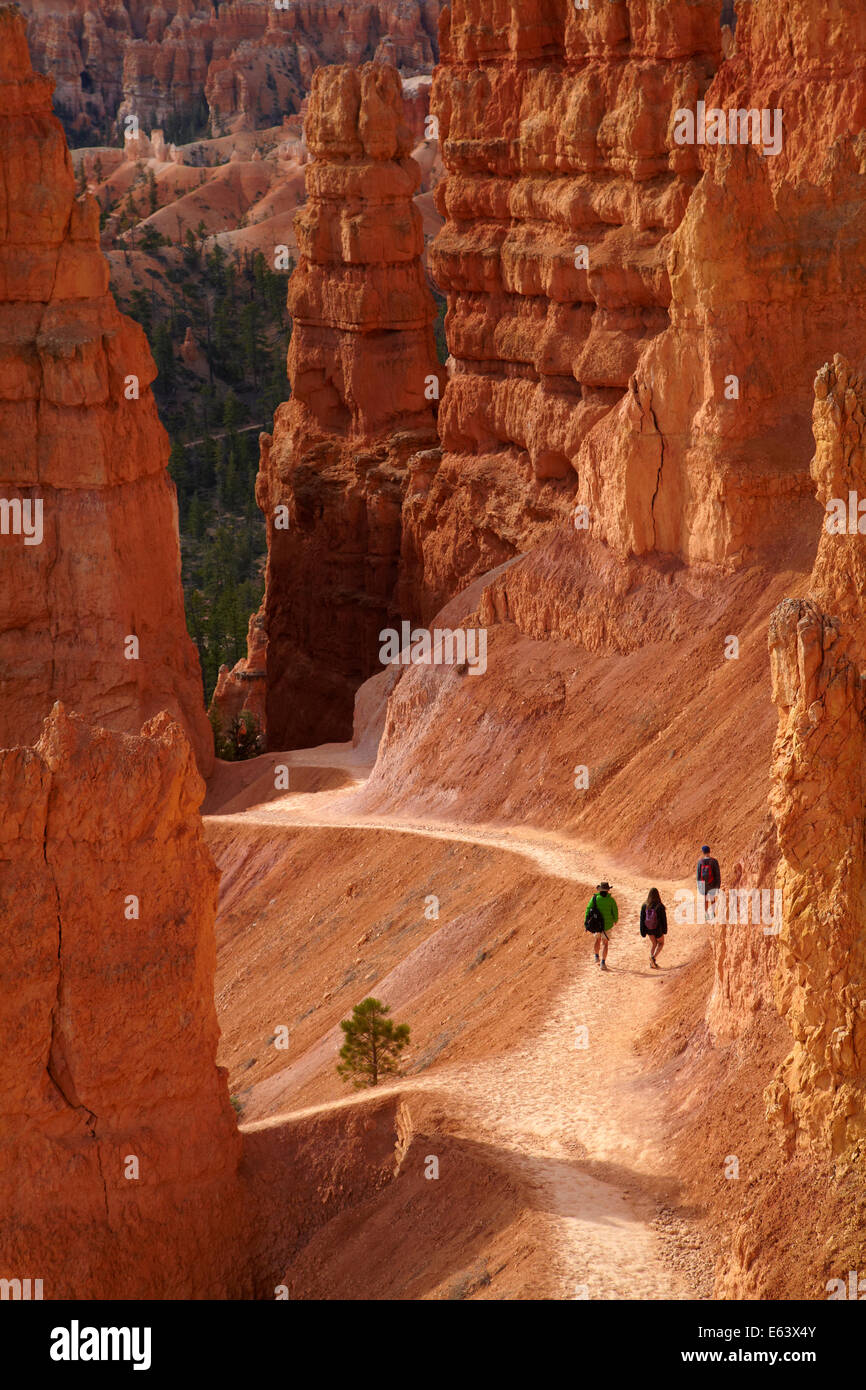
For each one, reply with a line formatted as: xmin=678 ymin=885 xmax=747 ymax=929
xmin=255 ymin=62 xmax=442 ymax=748
xmin=576 ymin=0 xmax=866 ymax=567
xmin=414 ymin=0 xmax=724 ymax=613
xmin=0 ymin=6 xmax=212 ymax=771
xmin=410 ymin=0 xmax=866 ymax=607
xmin=0 ymin=704 xmax=245 ymax=1298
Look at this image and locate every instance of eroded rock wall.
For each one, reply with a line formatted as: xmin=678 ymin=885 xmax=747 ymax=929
xmin=765 ymin=356 xmax=866 ymax=1162
xmin=255 ymin=62 xmax=442 ymax=748
xmin=0 ymin=704 xmax=245 ymax=1298
xmin=0 ymin=6 xmax=212 ymax=772
xmin=578 ymin=0 xmax=866 ymax=567
xmin=19 ymin=0 xmax=444 ymax=137
xmin=412 ymin=0 xmax=723 ymax=614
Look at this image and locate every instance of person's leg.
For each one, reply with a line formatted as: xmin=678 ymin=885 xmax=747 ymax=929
xmin=654 ymin=934 xmax=665 ymax=960
xmin=590 ymin=930 xmax=601 ymax=962
xmin=599 ymin=930 xmax=610 ymax=961
xmin=707 ymin=889 xmax=717 ymax=921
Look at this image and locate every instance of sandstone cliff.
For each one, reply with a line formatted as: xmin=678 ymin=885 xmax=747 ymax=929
xmin=0 ymin=6 xmax=212 ymax=771
xmin=576 ymin=0 xmax=866 ymax=568
xmin=0 ymin=703 xmax=245 ymax=1298
xmin=766 ymin=355 xmax=866 ymax=1162
xmin=255 ymin=62 xmax=442 ymax=748
xmin=411 ymin=0 xmax=724 ymax=615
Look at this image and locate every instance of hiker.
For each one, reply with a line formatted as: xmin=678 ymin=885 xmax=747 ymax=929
xmin=584 ymin=881 xmax=619 ymax=971
xmin=696 ymin=844 xmax=722 ymax=920
xmin=640 ymin=887 xmax=668 ymax=968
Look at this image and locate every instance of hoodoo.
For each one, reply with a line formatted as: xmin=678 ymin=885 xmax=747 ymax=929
xmin=17 ymin=0 xmax=444 ymax=138
xmin=0 ymin=5 xmax=212 ymax=771
xmin=256 ymin=61 xmax=443 ymax=748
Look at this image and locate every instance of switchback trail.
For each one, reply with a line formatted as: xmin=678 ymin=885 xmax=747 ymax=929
xmin=211 ymin=779 xmax=711 ymax=1299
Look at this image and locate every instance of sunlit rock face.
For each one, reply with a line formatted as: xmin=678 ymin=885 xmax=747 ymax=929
xmin=766 ymin=356 xmax=866 ymax=1163
xmin=0 ymin=5 xmax=212 ymax=772
xmin=0 ymin=703 xmax=246 ymax=1298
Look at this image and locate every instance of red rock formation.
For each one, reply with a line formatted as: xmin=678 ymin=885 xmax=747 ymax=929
xmin=180 ymin=323 xmax=209 ymax=375
xmin=766 ymin=355 xmax=866 ymax=1161
xmin=19 ymin=0 xmax=132 ymax=134
xmin=412 ymin=0 xmax=724 ymax=615
xmin=0 ymin=6 xmax=212 ymax=772
xmin=577 ymin=0 xmax=866 ymax=567
xmin=255 ymin=62 xmax=442 ymax=748
xmin=19 ymin=0 xmax=444 ymax=137
xmin=0 ymin=703 xmax=245 ymax=1298
xmin=209 ymin=607 xmax=268 ymax=738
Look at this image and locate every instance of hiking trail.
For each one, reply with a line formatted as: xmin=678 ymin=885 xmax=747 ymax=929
xmin=211 ymin=765 xmax=712 ymax=1299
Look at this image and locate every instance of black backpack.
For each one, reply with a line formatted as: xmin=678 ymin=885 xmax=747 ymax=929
xmin=585 ymin=895 xmax=604 ymax=932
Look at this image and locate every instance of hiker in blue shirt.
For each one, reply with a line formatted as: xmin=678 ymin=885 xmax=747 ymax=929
xmin=584 ymin=881 xmax=618 ymax=971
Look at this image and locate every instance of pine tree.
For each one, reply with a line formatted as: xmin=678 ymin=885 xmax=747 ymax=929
xmin=337 ymin=998 xmax=410 ymax=1088
xmin=152 ymin=321 xmax=175 ymax=390
xmin=222 ymin=388 xmax=242 ymax=432
xmin=187 ymin=492 xmax=206 ymax=540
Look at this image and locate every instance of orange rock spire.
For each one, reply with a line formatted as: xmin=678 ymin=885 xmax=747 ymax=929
xmin=0 ymin=5 xmax=212 ymax=771
xmin=256 ymin=61 xmax=442 ymax=748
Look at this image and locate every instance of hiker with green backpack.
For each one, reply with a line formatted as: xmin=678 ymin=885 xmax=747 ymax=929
xmin=584 ymin=881 xmax=619 ymax=971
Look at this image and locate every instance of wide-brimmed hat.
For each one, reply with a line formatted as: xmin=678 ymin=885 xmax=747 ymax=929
xmin=597 ymin=881 xmax=611 ymax=891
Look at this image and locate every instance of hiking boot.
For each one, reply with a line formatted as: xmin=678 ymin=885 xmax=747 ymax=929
xmin=600 ymin=959 xmax=608 ymax=971
xmin=594 ymin=954 xmax=600 ymax=965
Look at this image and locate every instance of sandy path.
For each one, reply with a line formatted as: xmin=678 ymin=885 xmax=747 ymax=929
xmin=213 ymin=787 xmax=706 ymax=1299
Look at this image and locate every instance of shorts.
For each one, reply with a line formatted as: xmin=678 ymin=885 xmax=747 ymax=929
xmin=585 ymin=923 xmax=611 ymax=935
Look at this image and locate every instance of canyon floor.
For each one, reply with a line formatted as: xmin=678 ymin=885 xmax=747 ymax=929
xmin=206 ymin=747 xmax=716 ymax=1299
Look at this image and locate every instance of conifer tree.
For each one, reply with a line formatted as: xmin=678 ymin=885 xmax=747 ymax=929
xmin=337 ymin=998 xmax=410 ymax=1088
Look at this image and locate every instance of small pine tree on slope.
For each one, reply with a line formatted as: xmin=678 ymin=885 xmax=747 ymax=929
xmin=337 ymin=998 xmax=410 ymax=1088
